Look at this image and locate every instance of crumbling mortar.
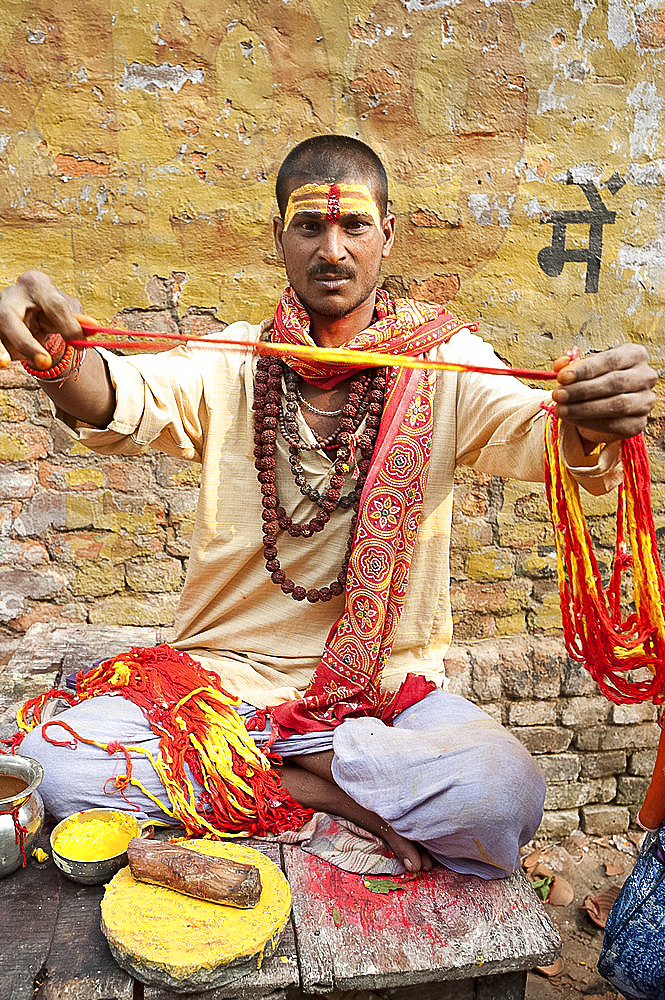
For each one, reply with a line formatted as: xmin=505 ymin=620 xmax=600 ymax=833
xmin=485 ymin=475 xmax=505 ymax=545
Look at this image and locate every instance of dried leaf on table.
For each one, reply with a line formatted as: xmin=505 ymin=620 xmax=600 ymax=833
xmin=362 ymin=876 xmax=405 ymax=894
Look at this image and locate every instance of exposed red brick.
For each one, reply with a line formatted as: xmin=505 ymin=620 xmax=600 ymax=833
xmin=37 ymin=462 xmax=63 ymax=490
xmin=350 ymin=68 xmax=400 ymax=96
xmin=180 ymin=311 xmax=227 ymax=338
xmin=458 ymin=486 xmax=490 ymax=518
xmin=104 ymin=461 xmax=147 ymax=493
xmin=454 ymin=581 xmax=529 ymax=614
xmin=408 ymin=274 xmax=460 ymax=304
xmin=11 ymin=604 xmax=86 ymax=634
xmin=410 ymin=209 xmax=448 ymax=228
xmin=12 ymin=202 xmax=68 ymax=224
xmin=0 ymin=426 xmax=49 ymax=461
xmin=636 ymin=8 xmax=665 ymax=48
xmin=349 ymin=22 xmax=379 ymax=42
xmin=53 ymin=154 xmax=110 ymax=177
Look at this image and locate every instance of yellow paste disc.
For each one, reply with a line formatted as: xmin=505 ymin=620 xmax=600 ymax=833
xmin=100 ymin=841 xmax=292 ymax=992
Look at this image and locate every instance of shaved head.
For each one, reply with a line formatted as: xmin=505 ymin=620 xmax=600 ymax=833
xmin=276 ymin=135 xmax=389 ymax=220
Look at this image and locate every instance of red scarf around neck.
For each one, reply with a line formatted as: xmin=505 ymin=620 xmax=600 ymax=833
xmin=253 ymin=287 xmax=475 ymax=739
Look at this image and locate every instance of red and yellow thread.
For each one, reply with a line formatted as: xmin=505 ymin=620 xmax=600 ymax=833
xmin=544 ymin=417 xmax=665 ymax=829
xmin=67 ymin=323 xmax=559 ymax=380
xmin=6 ymin=646 xmax=313 ymax=838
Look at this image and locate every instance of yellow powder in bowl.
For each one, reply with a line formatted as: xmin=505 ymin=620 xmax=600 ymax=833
xmin=53 ymin=813 xmax=138 ymax=862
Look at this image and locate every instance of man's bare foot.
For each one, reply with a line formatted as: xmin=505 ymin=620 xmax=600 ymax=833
xmin=279 ymin=754 xmax=434 ymax=873
xmin=379 ymin=824 xmax=433 ymax=873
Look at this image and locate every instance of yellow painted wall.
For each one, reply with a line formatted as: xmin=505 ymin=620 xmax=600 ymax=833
xmin=1 ymin=0 xmax=663 ymax=365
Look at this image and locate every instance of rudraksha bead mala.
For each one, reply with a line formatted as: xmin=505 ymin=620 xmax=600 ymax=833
xmin=253 ymin=356 xmax=386 ymax=602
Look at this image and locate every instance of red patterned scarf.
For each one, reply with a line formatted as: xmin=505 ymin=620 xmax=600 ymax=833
xmin=258 ymin=287 xmax=473 ymax=738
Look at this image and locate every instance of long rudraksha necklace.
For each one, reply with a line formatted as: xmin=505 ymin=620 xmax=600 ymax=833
xmin=253 ymin=356 xmax=386 ymax=602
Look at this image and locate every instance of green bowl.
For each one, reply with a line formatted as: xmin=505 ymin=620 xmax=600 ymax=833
xmin=50 ymin=808 xmax=142 ymax=885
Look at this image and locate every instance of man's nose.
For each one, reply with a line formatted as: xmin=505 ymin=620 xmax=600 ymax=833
xmin=317 ymin=225 xmax=346 ymax=263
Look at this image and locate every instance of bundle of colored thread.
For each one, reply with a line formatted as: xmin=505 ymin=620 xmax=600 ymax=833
xmin=7 ymin=645 xmax=313 ymax=838
xmin=544 ymin=418 xmax=665 ymax=828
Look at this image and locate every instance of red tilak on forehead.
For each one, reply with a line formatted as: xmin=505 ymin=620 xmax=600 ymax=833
xmin=326 ymin=183 xmax=341 ymax=221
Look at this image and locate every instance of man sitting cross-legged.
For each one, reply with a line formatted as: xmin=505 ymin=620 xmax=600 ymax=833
xmin=0 ymin=135 xmax=656 ymax=877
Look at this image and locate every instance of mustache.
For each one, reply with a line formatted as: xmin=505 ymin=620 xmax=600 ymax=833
xmin=307 ymin=264 xmax=356 ymax=280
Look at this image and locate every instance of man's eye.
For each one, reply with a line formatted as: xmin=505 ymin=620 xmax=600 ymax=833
xmin=346 ymin=220 xmax=370 ymax=233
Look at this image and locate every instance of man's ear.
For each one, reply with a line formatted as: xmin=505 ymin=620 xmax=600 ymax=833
xmin=273 ymin=216 xmax=285 ymax=263
xmin=381 ymin=215 xmax=396 ymax=259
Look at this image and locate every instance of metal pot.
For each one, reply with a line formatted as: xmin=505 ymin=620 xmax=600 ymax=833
xmin=0 ymin=755 xmax=45 ymax=878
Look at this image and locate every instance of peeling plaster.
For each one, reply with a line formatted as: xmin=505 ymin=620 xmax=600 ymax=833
xmin=537 ymin=82 xmax=566 ymax=114
xmin=628 ymin=81 xmax=663 ymax=159
xmin=574 ymin=0 xmax=597 ymax=46
xmin=553 ymin=164 xmax=600 ymax=183
xmin=524 ymin=197 xmax=551 ymax=219
xmin=117 ymin=62 xmax=205 ymax=94
xmin=0 ymin=0 xmax=662 ymax=350
xmin=95 ymin=188 xmax=109 ymax=221
xmin=607 ymin=0 xmax=633 ymax=50
xmin=400 ymin=0 xmax=460 ymax=11
xmin=627 ymin=160 xmax=665 ymax=185
xmin=441 ymin=17 xmax=453 ymax=46
xmin=468 ymin=193 xmax=515 ymax=227
xmin=616 ymin=238 xmax=665 ymax=294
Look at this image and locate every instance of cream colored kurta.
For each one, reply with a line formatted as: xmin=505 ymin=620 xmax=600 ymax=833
xmin=57 ymin=323 xmax=622 ymax=709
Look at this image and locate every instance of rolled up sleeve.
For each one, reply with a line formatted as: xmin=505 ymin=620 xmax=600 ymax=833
xmin=50 ymin=346 xmax=206 ymax=460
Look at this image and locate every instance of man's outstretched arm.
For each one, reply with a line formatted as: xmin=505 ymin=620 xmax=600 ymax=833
xmin=0 ymin=270 xmax=116 ymax=429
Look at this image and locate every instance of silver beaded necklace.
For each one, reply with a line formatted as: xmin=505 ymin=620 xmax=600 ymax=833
xmin=294 ymin=383 xmax=343 ymax=418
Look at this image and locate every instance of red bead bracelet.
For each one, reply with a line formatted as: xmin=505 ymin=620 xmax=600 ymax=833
xmin=21 ymin=344 xmax=76 ymax=380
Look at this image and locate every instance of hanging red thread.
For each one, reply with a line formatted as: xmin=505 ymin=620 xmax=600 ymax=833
xmin=545 ymin=418 xmax=665 ymax=828
xmin=11 ymin=807 xmax=28 ymax=867
xmin=5 ymin=645 xmax=313 ymax=838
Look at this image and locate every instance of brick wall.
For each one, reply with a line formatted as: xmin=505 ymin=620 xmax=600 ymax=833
xmin=447 ymin=639 xmax=659 ymax=837
xmin=1 ymin=0 xmax=665 ymax=834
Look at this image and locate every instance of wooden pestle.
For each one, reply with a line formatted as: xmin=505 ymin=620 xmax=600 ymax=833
xmin=127 ymin=839 xmax=262 ymax=908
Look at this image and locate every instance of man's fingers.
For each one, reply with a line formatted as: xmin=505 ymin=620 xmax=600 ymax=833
xmin=553 ymin=365 xmax=657 ymax=405
xmin=12 ymin=270 xmax=82 ymax=341
xmin=553 ymin=390 xmax=657 ymax=443
xmin=24 ymin=290 xmax=82 ymax=341
xmin=0 ymin=301 xmax=52 ymax=366
xmin=553 ymin=355 xmax=576 ymax=374
xmin=0 ymin=271 xmax=83 ymax=365
xmin=554 ymin=389 xmax=657 ymax=420
xmin=556 ymin=344 xmax=651 ymax=385
xmin=0 ymin=341 xmax=12 ymax=369
xmin=73 ymin=313 xmax=100 ymax=340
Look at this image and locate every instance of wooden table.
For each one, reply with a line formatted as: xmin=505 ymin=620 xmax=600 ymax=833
xmin=0 ymin=624 xmax=561 ymax=1000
